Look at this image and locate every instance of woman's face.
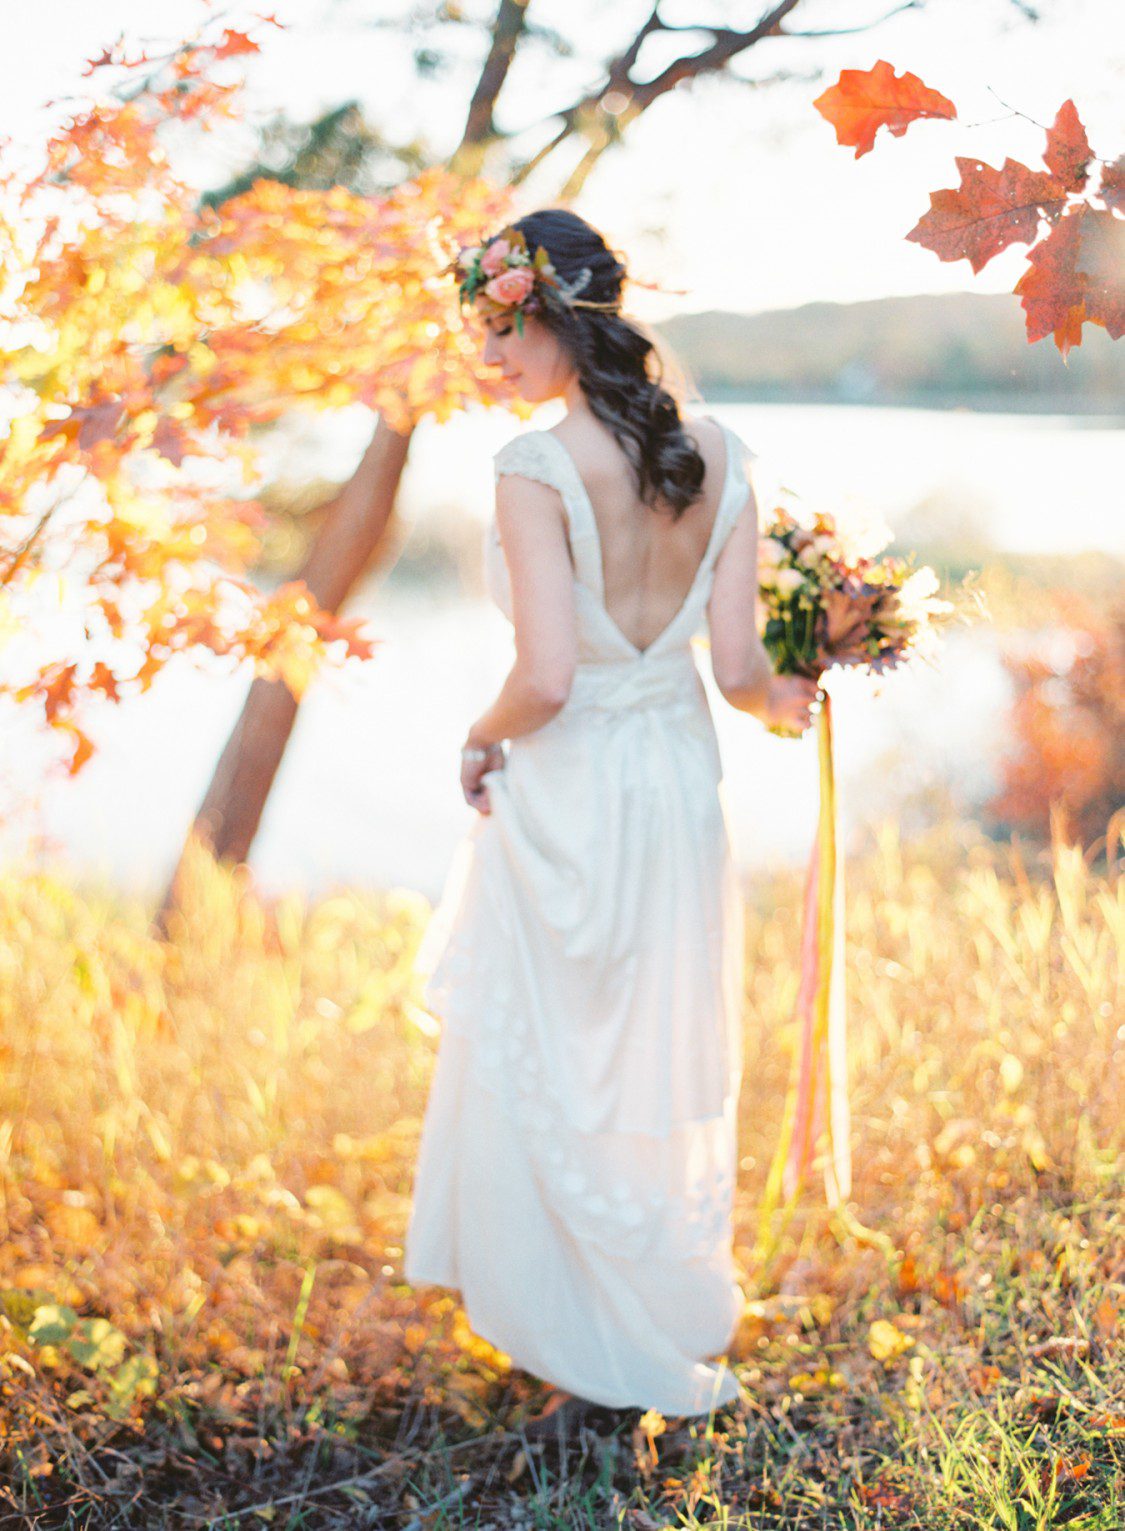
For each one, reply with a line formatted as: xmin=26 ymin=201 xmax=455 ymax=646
xmin=477 ymin=305 xmax=577 ymax=404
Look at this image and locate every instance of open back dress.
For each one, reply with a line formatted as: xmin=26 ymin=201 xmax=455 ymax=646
xmin=403 ymin=418 xmax=758 ymax=1415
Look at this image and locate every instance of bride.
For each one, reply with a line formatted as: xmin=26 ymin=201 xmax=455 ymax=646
xmin=402 ymin=207 xmax=819 ymax=1439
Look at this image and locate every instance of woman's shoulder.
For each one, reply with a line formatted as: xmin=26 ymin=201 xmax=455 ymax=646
xmin=688 ymin=413 xmax=758 ymax=477
xmin=680 ymin=412 xmax=732 ymax=490
xmin=681 ymin=411 xmax=724 ymax=451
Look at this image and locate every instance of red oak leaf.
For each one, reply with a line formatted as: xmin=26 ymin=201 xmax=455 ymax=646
xmin=1014 ymin=209 xmax=1086 ymax=355
xmin=907 ymin=156 xmax=1067 ymax=273
xmin=1075 ymin=206 xmax=1125 ymax=340
xmin=813 ymin=60 xmax=956 ymax=159
xmin=76 ymin=399 xmax=127 ymax=450
xmin=819 ymin=587 xmax=881 ymax=655
xmin=1043 ymin=99 xmax=1092 ymax=193
xmin=1099 ymin=154 xmax=1125 ymax=215
xmin=1012 ymin=205 xmax=1124 ymax=357
xmin=151 ymin=417 xmax=193 ymax=467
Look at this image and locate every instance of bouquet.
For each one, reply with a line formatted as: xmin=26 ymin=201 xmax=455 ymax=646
xmin=753 ymin=501 xmax=953 ymax=1261
xmin=757 ymin=504 xmax=953 ymax=734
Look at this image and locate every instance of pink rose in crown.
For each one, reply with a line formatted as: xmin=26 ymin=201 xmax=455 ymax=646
xmin=480 ymin=238 xmax=513 ymax=277
xmin=485 ymin=268 xmax=536 ymax=306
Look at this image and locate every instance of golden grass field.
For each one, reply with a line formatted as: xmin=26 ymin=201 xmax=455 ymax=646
xmin=1 ymin=815 xmax=1121 ymax=1528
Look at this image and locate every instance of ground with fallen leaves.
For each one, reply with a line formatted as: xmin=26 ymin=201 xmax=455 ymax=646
xmin=1 ymin=817 xmax=1121 ymax=1528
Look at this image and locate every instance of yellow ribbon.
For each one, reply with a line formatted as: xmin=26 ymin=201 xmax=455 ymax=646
xmin=754 ymin=691 xmax=895 ymax=1269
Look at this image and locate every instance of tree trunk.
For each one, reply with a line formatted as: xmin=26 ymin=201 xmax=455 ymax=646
xmin=154 ymin=413 xmax=412 ymax=933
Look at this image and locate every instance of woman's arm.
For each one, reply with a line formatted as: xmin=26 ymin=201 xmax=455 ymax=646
xmin=707 ymin=476 xmax=773 ymax=717
xmin=463 ymin=473 xmax=578 ymax=751
xmin=707 ymin=474 xmax=819 ymax=731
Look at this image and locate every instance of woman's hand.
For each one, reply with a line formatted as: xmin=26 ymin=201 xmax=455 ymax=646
xmin=757 ymin=673 xmax=822 ymax=736
xmin=461 ymin=741 xmax=506 ymax=814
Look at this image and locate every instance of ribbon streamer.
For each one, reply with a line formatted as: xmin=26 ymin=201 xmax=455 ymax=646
xmin=755 ymin=691 xmax=893 ymax=1266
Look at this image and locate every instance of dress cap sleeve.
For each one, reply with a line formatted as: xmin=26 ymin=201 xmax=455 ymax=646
xmin=492 ymin=432 xmax=566 ymax=493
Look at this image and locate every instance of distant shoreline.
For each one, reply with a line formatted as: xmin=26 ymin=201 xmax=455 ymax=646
xmin=656 ymin=294 xmax=1124 ymax=421
xmin=694 ymin=387 xmax=1125 ymax=419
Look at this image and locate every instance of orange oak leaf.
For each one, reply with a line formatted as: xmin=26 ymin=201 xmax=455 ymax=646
xmin=1043 ymin=98 xmax=1092 ymax=192
xmin=813 ymin=60 xmax=956 ymax=159
xmin=210 ymin=30 xmax=261 ymax=61
xmin=907 ymin=156 xmax=1067 ymax=273
xmin=60 ymin=722 xmax=95 ymax=776
xmin=318 ymin=614 xmax=379 ymax=663
xmin=90 ymin=662 xmax=121 ymax=702
xmin=1012 ymin=204 xmax=1124 ymax=357
xmin=2 ymin=17 xmax=520 ymax=772
xmin=39 ymin=664 xmax=80 ymax=723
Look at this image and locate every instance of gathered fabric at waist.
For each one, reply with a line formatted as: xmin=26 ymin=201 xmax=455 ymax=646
xmin=562 ymin=647 xmax=707 ymax=718
xmin=500 ymin=644 xmax=725 ymax=787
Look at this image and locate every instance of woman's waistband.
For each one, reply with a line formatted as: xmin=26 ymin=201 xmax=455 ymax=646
xmin=563 ymin=649 xmax=706 ymax=716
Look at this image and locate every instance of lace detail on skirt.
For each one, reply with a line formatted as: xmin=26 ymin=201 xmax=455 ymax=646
xmin=415 ymin=825 xmax=739 ymax=1266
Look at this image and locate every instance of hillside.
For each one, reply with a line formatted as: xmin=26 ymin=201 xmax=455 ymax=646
xmin=655 ymin=292 xmax=1125 ymax=411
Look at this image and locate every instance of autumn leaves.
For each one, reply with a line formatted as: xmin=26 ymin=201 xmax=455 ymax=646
xmin=814 ymin=61 xmax=1123 ymax=358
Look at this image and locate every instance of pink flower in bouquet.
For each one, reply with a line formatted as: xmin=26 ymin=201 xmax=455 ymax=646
xmin=485 ymin=268 xmax=536 ymax=306
xmin=480 ymin=238 xmax=513 ymax=276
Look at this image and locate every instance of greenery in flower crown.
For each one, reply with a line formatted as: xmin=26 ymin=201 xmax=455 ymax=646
xmin=445 ymin=225 xmax=568 ymax=336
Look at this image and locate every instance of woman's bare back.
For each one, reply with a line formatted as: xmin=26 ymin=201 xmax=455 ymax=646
xmin=545 ymin=414 xmax=728 ymax=655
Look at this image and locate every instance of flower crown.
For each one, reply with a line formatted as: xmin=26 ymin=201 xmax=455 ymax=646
xmin=445 ymin=225 xmax=622 ymax=335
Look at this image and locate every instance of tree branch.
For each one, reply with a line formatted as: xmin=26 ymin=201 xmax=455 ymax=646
xmin=777 ymin=0 xmax=925 ymax=38
xmin=0 ymin=489 xmax=71 ymax=590
xmin=454 ymin=0 xmax=534 ymax=163
xmin=509 ymin=0 xmax=806 ymax=185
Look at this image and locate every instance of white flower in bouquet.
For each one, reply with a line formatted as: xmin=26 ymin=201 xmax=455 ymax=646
xmin=895 ymin=565 xmax=949 ymax=622
xmin=758 ymin=536 xmax=787 ymax=570
xmin=773 ymin=566 xmax=808 ymax=597
xmin=796 ymin=535 xmax=835 ymax=568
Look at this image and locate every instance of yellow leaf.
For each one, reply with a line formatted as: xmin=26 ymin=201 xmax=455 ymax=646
xmin=999 ymin=1054 xmax=1024 ymax=1093
xmin=402 ymin=1323 xmax=428 ymax=1354
xmin=868 ymin=1319 xmax=915 ymax=1363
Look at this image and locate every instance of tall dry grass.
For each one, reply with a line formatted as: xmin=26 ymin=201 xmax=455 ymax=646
xmin=0 ymin=815 xmax=1121 ymax=1526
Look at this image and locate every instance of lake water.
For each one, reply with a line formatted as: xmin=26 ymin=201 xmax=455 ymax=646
xmin=3 ymin=401 xmax=1121 ymax=905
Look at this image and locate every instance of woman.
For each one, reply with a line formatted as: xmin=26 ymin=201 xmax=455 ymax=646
xmin=402 ymin=208 xmax=819 ymax=1438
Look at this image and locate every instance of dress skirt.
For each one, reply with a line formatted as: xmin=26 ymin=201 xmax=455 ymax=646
xmin=403 ymin=650 xmax=748 ymax=1416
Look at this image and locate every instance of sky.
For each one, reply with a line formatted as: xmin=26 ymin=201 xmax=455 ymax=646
xmin=4 ymin=0 xmax=1123 ymax=320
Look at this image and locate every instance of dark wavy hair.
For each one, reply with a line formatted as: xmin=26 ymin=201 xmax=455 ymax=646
xmin=508 ymin=208 xmax=705 ymax=522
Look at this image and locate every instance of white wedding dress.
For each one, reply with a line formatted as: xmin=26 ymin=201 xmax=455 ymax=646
xmin=403 ymin=419 xmax=758 ymax=1415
